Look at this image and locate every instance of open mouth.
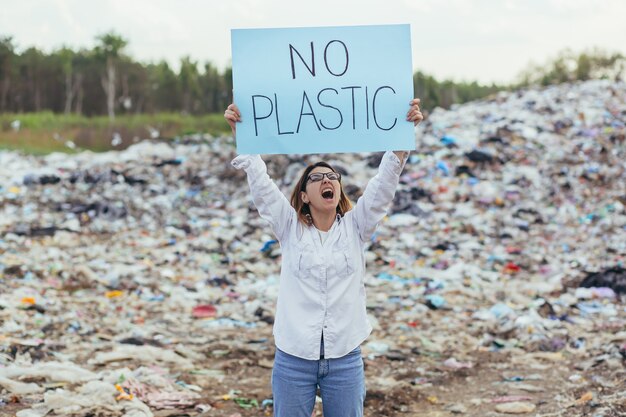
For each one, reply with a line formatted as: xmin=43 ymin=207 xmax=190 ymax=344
xmin=321 ymin=189 xmax=334 ymax=200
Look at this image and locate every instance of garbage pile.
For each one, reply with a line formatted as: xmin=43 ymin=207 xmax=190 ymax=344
xmin=1 ymin=79 xmax=625 ymax=416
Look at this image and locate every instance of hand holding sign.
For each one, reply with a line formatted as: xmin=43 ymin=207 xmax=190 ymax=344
xmin=231 ymin=24 xmax=415 ymax=155
xmin=407 ymin=98 xmax=423 ymax=125
xmin=224 ymin=103 xmax=241 ymax=137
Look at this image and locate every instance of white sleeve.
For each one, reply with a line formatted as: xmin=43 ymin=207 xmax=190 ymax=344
xmin=232 ymin=154 xmax=295 ymax=241
xmin=352 ymin=151 xmax=407 ymax=242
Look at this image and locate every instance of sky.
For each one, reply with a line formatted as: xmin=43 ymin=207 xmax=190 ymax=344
xmin=1 ymin=0 xmax=625 ymax=85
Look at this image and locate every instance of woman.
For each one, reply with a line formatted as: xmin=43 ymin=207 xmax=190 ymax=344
xmin=224 ymin=98 xmax=423 ymax=417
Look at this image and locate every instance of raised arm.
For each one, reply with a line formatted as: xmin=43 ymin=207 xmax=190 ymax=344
xmin=351 ymin=151 xmax=407 ymax=241
xmin=226 ymin=104 xmax=295 ymax=241
xmin=352 ymin=98 xmax=423 ymax=241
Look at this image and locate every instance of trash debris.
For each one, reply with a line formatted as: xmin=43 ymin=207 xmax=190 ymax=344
xmin=579 ymin=267 xmax=626 ymax=294
xmin=494 ymin=401 xmax=536 ymax=414
xmin=1 ymin=79 xmax=624 ymax=416
xmin=442 ymin=357 xmax=473 ymax=370
xmin=575 ymin=391 xmax=594 ymax=405
xmin=491 ymin=395 xmax=534 ymax=404
xmin=192 ymin=304 xmax=218 ymax=318
xmin=89 ymin=345 xmax=195 ymax=370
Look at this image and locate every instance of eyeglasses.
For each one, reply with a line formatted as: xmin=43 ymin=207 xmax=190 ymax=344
xmin=307 ymin=172 xmax=341 ymax=183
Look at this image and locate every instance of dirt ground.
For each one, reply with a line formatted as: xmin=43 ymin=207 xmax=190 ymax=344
xmin=3 ymin=323 xmax=624 ymax=417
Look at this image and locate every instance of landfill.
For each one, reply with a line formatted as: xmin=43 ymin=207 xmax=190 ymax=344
xmin=1 ymin=78 xmax=625 ymax=416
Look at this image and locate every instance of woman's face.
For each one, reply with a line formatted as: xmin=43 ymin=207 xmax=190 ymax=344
xmin=301 ymin=166 xmax=341 ymax=212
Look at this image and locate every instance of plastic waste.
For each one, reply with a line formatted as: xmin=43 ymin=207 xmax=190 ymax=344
xmin=1 ymin=78 xmax=624 ymax=416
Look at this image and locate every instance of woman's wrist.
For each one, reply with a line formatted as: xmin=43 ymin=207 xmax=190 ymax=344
xmin=393 ymin=150 xmax=409 ymax=162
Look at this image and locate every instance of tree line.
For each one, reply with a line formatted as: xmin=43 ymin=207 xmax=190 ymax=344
xmin=1 ymin=32 xmax=623 ymax=120
xmin=515 ymin=48 xmax=625 ymax=87
xmin=413 ymin=48 xmax=625 ymax=109
xmin=0 ymin=32 xmax=232 ymax=120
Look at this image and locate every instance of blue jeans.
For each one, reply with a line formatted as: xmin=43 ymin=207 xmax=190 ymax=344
xmin=272 ymin=341 xmax=365 ymax=417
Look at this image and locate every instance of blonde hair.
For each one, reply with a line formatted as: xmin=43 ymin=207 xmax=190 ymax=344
xmin=289 ymin=162 xmax=352 ymax=225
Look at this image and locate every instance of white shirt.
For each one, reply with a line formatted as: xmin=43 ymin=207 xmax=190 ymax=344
xmin=231 ymin=151 xmax=407 ymax=360
xmin=317 ymin=229 xmax=329 ymax=245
